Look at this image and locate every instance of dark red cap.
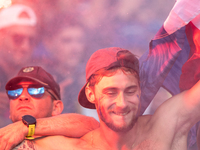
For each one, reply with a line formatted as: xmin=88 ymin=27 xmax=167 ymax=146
xmin=78 ymin=47 xmax=139 ymax=109
xmin=5 ymin=66 xmax=60 ymax=100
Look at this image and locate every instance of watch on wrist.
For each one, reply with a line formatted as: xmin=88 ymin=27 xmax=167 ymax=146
xmin=22 ymin=115 xmax=36 ymax=140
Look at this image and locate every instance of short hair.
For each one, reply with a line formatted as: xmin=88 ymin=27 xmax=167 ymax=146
xmin=88 ymin=66 xmax=140 ymax=88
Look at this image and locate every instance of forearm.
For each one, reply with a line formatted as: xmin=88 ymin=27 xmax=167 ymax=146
xmin=34 ymin=113 xmax=99 ymax=137
xmin=0 ymin=113 xmax=98 ymax=150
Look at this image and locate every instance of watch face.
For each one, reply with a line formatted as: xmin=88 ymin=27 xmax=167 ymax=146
xmin=22 ymin=115 xmax=36 ymax=125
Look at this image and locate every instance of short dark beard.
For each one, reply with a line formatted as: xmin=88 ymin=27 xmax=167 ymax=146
xmin=98 ymin=105 xmax=137 ymax=132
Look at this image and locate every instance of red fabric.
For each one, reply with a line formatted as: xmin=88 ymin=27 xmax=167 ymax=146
xmin=179 ymin=54 xmax=200 ymax=91
xmin=186 ymin=22 xmax=200 ymax=56
xmin=179 ymin=22 xmax=200 ymax=91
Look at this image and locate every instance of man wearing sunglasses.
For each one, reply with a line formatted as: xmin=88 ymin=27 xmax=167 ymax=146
xmin=0 ymin=4 xmax=38 ymax=69
xmin=0 ymin=66 xmax=99 ymax=149
xmin=6 ymin=66 xmax=63 ymax=123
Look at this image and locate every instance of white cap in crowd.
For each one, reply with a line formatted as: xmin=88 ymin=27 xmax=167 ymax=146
xmin=0 ymin=4 xmax=37 ymax=29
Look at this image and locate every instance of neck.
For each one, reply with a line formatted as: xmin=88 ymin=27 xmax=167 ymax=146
xmin=92 ymin=121 xmax=137 ymax=150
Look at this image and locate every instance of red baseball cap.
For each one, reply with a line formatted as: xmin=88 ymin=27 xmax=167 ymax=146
xmin=78 ymin=47 xmax=139 ymax=109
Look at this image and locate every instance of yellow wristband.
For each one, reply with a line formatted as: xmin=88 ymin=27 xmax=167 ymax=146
xmin=26 ymin=124 xmax=35 ymax=139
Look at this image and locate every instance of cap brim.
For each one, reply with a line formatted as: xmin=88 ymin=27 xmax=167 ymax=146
xmin=5 ymin=76 xmax=49 ymax=90
xmin=78 ymin=83 xmax=96 ymax=109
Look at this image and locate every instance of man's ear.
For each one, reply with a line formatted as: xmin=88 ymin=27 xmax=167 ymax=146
xmin=85 ymin=86 xmax=95 ymax=104
xmin=52 ymin=100 xmax=64 ymax=116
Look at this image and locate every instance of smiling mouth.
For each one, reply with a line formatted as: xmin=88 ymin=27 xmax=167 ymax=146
xmin=113 ymin=110 xmax=130 ymax=116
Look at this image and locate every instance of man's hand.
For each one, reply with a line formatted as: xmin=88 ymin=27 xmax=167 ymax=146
xmin=0 ymin=121 xmax=28 ymax=150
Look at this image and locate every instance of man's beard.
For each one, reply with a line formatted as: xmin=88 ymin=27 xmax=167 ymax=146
xmin=97 ymin=104 xmax=138 ymax=132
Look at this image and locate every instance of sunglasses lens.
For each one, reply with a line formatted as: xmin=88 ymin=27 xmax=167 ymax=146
xmin=28 ymin=87 xmax=45 ymax=98
xmin=7 ymin=88 xmax=23 ymax=99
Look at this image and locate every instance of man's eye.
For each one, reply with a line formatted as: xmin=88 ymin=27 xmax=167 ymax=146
xmin=125 ymin=90 xmax=135 ymax=95
xmin=106 ymin=91 xmax=117 ymax=96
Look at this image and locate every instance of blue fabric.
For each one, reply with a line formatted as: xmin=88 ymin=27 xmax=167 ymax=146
xmin=139 ymin=25 xmax=189 ymax=114
xmin=139 ymin=25 xmax=197 ymax=147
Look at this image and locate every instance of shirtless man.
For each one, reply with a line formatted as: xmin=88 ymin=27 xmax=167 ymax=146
xmin=23 ymin=47 xmax=200 ymax=150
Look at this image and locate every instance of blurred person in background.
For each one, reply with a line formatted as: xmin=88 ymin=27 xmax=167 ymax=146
xmin=33 ymin=14 xmax=88 ymax=113
xmin=0 ymin=4 xmax=39 ymax=127
xmin=57 ymin=0 xmax=119 ymax=50
xmin=11 ymin=0 xmax=60 ymax=32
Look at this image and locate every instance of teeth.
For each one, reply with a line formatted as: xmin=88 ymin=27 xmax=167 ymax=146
xmin=114 ymin=112 xmax=129 ymax=116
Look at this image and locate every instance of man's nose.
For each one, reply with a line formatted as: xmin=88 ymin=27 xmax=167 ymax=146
xmin=18 ymin=88 xmax=30 ymax=101
xmin=115 ymin=92 xmax=127 ymax=108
